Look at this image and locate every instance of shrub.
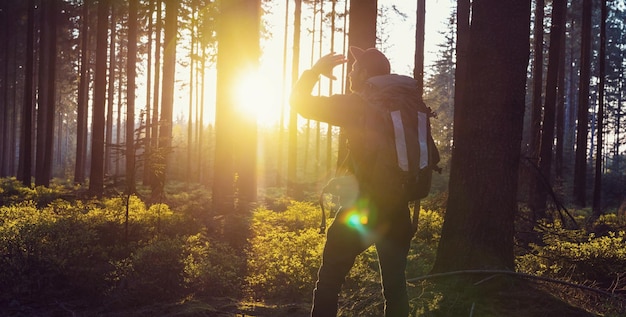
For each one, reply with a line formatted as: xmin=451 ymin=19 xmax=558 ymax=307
xmin=250 ymin=201 xmax=320 ymax=236
xmin=407 ymin=208 xmax=444 ymax=278
xmin=183 ymin=232 xmax=245 ymax=297
xmin=517 ymin=224 xmax=626 ymax=291
xmin=246 ymin=228 xmax=324 ymax=300
xmin=108 ymin=237 xmax=186 ymax=304
xmin=246 ymin=203 xmax=324 ymax=300
xmin=0 ymin=201 xmax=104 ymax=300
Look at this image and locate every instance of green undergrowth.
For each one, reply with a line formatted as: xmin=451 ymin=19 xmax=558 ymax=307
xmin=0 ymin=178 xmax=624 ymax=316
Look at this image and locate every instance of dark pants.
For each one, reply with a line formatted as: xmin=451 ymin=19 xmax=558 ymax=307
xmin=311 ymin=198 xmax=414 ymax=317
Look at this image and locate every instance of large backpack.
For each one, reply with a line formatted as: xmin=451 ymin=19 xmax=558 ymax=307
xmin=350 ymin=74 xmax=440 ymax=202
xmin=319 ymin=74 xmax=440 ymax=232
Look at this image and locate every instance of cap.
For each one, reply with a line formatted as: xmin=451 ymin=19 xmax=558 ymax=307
xmin=349 ymin=46 xmax=391 ymax=76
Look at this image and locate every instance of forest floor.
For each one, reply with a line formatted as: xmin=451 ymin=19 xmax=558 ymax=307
xmin=4 ymin=276 xmax=623 ymax=317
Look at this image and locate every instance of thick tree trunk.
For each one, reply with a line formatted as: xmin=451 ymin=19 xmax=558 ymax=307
xmin=126 ymin=0 xmax=138 ymax=194
xmin=35 ymin=0 xmax=55 ymax=186
xmin=432 ymin=0 xmax=530 ymax=272
xmin=530 ymin=0 xmax=567 ymax=219
xmin=153 ymin=0 xmax=177 ymax=198
xmin=75 ymin=0 xmax=90 ymax=185
xmin=453 ymin=0 xmax=470 ymax=142
xmin=335 ymin=0 xmax=377 ymax=183
xmin=20 ymin=0 xmax=35 ymax=186
xmin=89 ymin=0 xmax=109 ymax=196
xmin=525 ymin=0 xmax=544 ymax=206
xmin=590 ymin=0 xmax=607 ymax=223
xmin=213 ymin=0 xmax=260 ymax=214
xmin=573 ymin=0 xmax=592 ymax=207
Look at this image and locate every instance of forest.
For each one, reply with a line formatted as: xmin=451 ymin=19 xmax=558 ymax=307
xmin=0 ymin=0 xmax=625 ymax=316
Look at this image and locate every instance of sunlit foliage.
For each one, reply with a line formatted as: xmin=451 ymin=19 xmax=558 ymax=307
xmin=1 ymin=179 xmax=624 ymax=315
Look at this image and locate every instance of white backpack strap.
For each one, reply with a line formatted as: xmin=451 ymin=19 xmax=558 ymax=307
xmin=418 ymin=112 xmax=429 ymax=169
xmin=390 ymin=110 xmax=409 ymax=172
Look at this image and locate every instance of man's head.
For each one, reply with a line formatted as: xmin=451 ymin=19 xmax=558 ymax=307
xmin=348 ymin=46 xmax=390 ymax=92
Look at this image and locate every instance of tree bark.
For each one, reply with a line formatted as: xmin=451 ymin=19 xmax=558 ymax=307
xmin=75 ymin=0 xmax=90 ymax=185
xmin=126 ymin=0 xmax=138 ymax=194
xmin=143 ymin=0 xmax=154 ymax=186
xmin=148 ymin=0 xmax=162 ymax=188
xmin=590 ymin=0 xmax=607 ymax=222
xmin=530 ymin=0 xmax=567 ymax=219
xmin=187 ymin=4 xmax=196 ymax=185
xmin=89 ymin=0 xmax=109 ymax=196
xmin=335 ymin=0 xmax=377 ymax=184
xmin=35 ymin=0 xmax=58 ymax=186
xmin=105 ymin=5 xmax=116 ymax=178
xmin=555 ymin=21 xmax=566 ymax=179
xmin=453 ymin=0 xmax=470 ymax=143
xmin=573 ymin=0 xmax=592 ymax=207
xmin=414 ymin=0 xmax=425 ymax=96
xmin=20 ymin=0 xmax=35 ymax=187
xmin=153 ymin=0 xmax=177 ymax=198
xmin=526 ymin=0 xmax=544 ymax=206
xmin=287 ymin=0 xmax=302 ymax=197
xmin=432 ymin=0 xmax=530 ymax=272
xmin=213 ymin=0 xmax=261 ymax=214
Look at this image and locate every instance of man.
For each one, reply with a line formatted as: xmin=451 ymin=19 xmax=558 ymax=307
xmin=290 ymin=47 xmax=418 ymax=317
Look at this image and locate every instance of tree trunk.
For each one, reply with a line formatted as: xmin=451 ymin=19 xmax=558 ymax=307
xmin=573 ymin=0 xmax=592 ymax=207
xmin=287 ymin=0 xmax=302 ymax=196
xmin=453 ymin=0 xmax=470 ymax=143
xmin=116 ymin=66 xmax=122 ymax=179
xmin=126 ymin=0 xmax=138 ymax=194
xmin=35 ymin=0 xmax=49 ymax=184
xmin=42 ymin=0 xmax=58 ymax=187
xmin=153 ymin=0 xmax=177 ymax=198
xmin=198 ymin=46 xmax=206 ymax=184
xmin=20 ymin=0 xmax=35 ymax=187
xmin=555 ymin=21 xmax=566 ymax=179
xmin=414 ymin=0 xmax=425 ymax=96
xmin=187 ymin=4 xmax=195 ymax=185
xmin=143 ymin=0 xmax=153 ymax=186
xmin=0 ymin=2 xmax=6 ymax=177
xmin=35 ymin=0 xmax=57 ymax=186
xmin=432 ymin=0 xmax=530 ymax=272
xmin=590 ymin=0 xmax=607 ymax=223
xmin=105 ymin=5 xmax=116 ymax=178
xmin=148 ymin=0 xmax=162 ymax=188
xmin=335 ymin=0 xmax=377 ymax=185
xmin=526 ymin=0 xmax=544 ymax=205
xmin=0 ymin=1 xmax=21 ymax=178
xmin=530 ymin=0 xmax=567 ymax=220
xmin=75 ymin=0 xmax=90 ymax=185
xmin=214 ymin=0 xmax=261 ymax=215
xmin=89 ymin=0 xmax=109 ymax=196
xmin=277 ymin=0 xmax=290 ymax=186
xmin=326 ymin=0 xmax=337 ymax=176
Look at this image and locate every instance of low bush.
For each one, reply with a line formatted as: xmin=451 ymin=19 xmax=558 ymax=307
xmin=517 ymin=220 xmax=626 ymax=291
xmin=183 ymin=232 xmax=245 ymax=297
xmin=246 ymin=202 xmax=324 ymax=301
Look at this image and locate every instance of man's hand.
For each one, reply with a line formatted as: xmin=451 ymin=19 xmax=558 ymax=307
xmin=311 ymin=52 xmax=348 ymax=80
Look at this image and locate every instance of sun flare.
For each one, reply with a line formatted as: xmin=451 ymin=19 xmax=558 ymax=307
xmin=233 ymin=67 xmax=285 ymax=126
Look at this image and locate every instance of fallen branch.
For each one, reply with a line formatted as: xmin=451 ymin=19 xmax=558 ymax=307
xmin=406 ymin=269 xmax=625 ymax=301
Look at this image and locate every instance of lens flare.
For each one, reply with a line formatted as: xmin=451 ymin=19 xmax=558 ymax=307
xmin=340 ymin=200 xmax=372 ymax=234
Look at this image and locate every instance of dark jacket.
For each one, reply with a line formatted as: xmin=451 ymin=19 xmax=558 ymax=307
xmin=291 ymin=71 xmax=422 ymax=205
xmin=290 ymin=70 xmax=367 ymax=128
